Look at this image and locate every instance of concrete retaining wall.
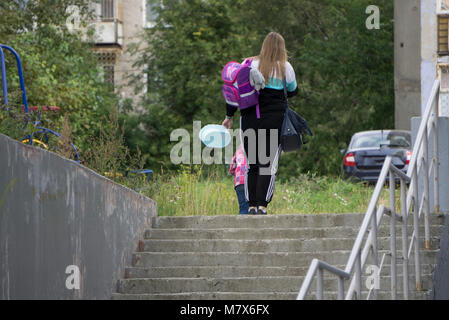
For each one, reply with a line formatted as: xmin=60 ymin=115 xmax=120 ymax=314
xmin=0 ymin=133 xmax=157 ymax=299
xmin=431 ymin=214 xmax=449 ymax=299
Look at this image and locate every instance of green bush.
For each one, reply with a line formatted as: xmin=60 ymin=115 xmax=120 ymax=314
xmin=0 ymin=0 xmax=132 ymax=174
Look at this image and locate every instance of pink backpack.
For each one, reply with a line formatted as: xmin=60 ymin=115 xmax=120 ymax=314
xmin=221 ymin=58 xmax=261 ymax=118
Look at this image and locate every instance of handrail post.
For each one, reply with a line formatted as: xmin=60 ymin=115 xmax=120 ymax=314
xmin=389 ymin=170 xmax=397 ymax=299
xmin=296 ymin=80 xmax=440 ymax=301
xmin=0 ymin=46 xmax=8 ymax=105
xmin=400 ymin=179 xmax=409 ymax=299
xmin=355 ymin=250 xmax=362 ymax=300
xmin=337 ymin=276 xmax=345 ymax=300
xmin=297 ymin=259 xmax=319 ymax=300
xmin=422 ymin=125 xmax=430 ymax=249
xmin=371 ymin=204 xmax=379 ymax=300
xmin=412 ymin=165 xmax=422 ymax=291
xmin=433 ymin=100 xmax=439 ymax=213
xmin=317 ymin=267 xmax=324 ymax=300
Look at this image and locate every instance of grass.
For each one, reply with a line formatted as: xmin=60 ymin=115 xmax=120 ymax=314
xmin=2 ymin=101 xmax=391 ymax=217
xmin=127 ymin=166 xmax=392 ymax=216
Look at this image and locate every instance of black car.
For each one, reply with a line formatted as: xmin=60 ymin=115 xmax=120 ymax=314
xmin=342 ymin=130 xmax=412 ymax=182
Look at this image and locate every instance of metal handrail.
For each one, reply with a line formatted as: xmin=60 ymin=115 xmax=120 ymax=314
xmin=366 ymin=252 xmax=389 ymax=300
xmin=297 ymin=79 xmax=440 ymax=300
xmin=0 ymin=44 xmax=80 ymax=163
xmin=0 ymin=44 xmax=29 ymax=112
xmin=0 ymin=47 xmax=7 ymax=104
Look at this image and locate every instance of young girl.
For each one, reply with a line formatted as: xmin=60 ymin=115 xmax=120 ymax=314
xmin=229 ymin=145 xmax=249 ymax=215
xmin=222 ymin=32 xmax=298 ymax=215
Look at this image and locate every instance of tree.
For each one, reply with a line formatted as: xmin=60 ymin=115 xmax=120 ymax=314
xmin=294 ymin=0 xmax=394 ymax=175
xmin=125 ymin=0 xmax=394 ymax=177
xmin=126 ymin=0 xmax=259 ymax=170
xmin=0 ymin=0 xmax=120 ymax=162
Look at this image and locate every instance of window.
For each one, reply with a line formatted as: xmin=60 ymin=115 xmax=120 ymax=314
xmin=438 ymin=0 xmax=449 ymax=55
xmin=440 ymin=65 xmax=449 ymax=91
xmin=102 ymin=65 xmax=115 ymax=88
xmin=101 ymin=0 xmax=115 ymax=20
xmin=438 ymin=16 xmax=449 ymax=55
xmin=95 ymin=51 xmax=117 ymax=90
xmin=438 ymin=0 xmax=449 ymax=13
xmin=143 ymin=0 xmax=162 ymax=28
xmin=351 ymin=132 xmax=411 ymax=149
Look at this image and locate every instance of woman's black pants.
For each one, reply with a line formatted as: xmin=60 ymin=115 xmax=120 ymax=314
xmin=240 ymin=108 xmax=284 ymax=208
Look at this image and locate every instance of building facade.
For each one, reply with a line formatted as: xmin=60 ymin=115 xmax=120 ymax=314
xmin=395 ymin=0 xmax=449 ymax=129
xmin=89 ymin=0 xmax=157 ymax=101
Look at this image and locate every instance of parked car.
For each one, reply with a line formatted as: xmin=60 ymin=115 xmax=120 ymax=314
xmin=341 ymin=130 xmax=412 ymax=182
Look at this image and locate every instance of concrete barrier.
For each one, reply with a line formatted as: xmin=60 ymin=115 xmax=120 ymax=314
xmin=0 ymin=133 xmax=157 ymax=299
xmin=431 ymin=214 xmax=449 ymax=299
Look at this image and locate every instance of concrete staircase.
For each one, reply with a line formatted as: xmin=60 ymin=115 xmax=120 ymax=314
xmin=112 ymin=213 xmax=446 ymax=300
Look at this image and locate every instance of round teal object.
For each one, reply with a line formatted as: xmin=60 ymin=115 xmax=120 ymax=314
xmin=199 ymin=124 xmax=231 ymax=148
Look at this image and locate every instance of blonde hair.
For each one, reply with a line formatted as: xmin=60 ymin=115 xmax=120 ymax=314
xmin=256 ymin=32 xmax=288 ymax=83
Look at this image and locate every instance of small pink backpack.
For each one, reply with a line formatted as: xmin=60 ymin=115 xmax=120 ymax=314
xmin=221 ymin=58 xmax=261 ymax=118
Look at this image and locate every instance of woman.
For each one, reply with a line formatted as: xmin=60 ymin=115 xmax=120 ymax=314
xmin=222 ymin=32 xmax=298 ymax=215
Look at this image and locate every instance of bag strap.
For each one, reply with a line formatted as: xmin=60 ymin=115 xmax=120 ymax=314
xmin=243 ymin=58 xmax=252 ymax=67
xmin=282 ymin=77 xmax=288 ymax=110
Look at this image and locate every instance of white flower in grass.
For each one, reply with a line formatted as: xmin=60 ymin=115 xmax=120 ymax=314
xmin=333 ymin=193 xmax=348 ymax=206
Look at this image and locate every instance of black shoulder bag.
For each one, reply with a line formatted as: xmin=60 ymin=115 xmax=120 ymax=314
xmin=280 ymin=78 xmax=310 ymax=152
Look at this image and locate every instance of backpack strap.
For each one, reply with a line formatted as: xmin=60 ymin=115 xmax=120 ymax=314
xmin=246 ymin=58 xmax=260 ymax=118
xmin=242 ymin=58 xmax=260 ymax=118
xmin=243 ymin=58 xmax=253 ymax=67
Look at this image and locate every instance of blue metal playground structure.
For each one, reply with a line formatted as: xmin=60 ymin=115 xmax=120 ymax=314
xmin=0 ymin=44 xmax=152 ymax=182
xmin=0 ymin=43 xmax=80 ymax=162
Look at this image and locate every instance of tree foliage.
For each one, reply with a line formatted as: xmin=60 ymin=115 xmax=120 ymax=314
xmin=126 ymin=0 xmax=259 ymax=170
xmin=0 ymin=0 xmax=119 ymax=159
xmin=126 ymin=0 xmax=394 ymax=177
xmin=294 ymin=0 xmax=394 ymax=175
xmin=1 ymin=0 xmax=394 ymax=178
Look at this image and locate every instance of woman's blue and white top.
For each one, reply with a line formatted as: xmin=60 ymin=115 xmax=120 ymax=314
xmin=251 ymin=59 xmax=297 ymax=92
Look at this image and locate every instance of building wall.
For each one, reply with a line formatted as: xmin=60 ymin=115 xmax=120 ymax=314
xmin=91 ymin=0 xmax=148 ymax=104
xmin=0 ymin=134 xmax=157 ymax=299
xmin=394 ymin=0 xmax=422 ymax=130
xmin=421 ymin=0 xmax=438 ymax=115
xmin=115 ymin=0 xmax=148 ymax=102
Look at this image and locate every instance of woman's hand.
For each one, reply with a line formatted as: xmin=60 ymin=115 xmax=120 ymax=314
xmin=222 ymin=118 xmax=232 ymax=130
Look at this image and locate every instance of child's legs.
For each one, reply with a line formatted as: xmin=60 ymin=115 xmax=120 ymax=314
xmin=241 ymin=114 xmax=259 ymax=207
xmin=246 ymin=163 xmax=259 ymax=207
xmin=235 ymin=184 xmax=249 ymax=214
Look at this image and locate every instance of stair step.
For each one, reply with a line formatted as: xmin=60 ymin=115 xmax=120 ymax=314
xmin=139 ymin=237 xmax=441 ymax=253
xmin=131 ymin=250 xmax=439 ymax=268
xmin=116 ymin=275 xmax=433 ymax=294
xmin=124 ymin=264 xmax=435 ymax=279
xmin=112 ymin=292 xmax=299 ymax=300
xmin=154 ymin=213 xmax=445 ymax=229
xmin=306 ymin=290 xmax=431 ymax=300
xmin=114 ymin=213 xmax=446 ymax=300
xmin=112 ymin=289 xmax=430 ymax=300
xmin=146 ymin=225 xmax=444 ymax=240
